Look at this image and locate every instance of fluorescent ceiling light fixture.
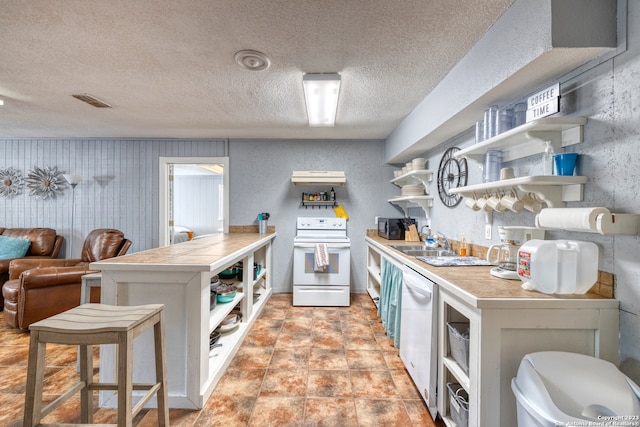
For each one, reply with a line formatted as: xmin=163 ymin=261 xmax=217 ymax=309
xmin=303 ymin=73 xmax=341 ymax=127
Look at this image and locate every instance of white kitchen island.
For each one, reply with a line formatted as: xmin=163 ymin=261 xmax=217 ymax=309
xmin=90 ymin=231 xmax=275 ymax=409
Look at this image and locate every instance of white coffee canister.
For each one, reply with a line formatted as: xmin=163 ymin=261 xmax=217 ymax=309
xmin=517 ymin=239 xmax=599 ymax=294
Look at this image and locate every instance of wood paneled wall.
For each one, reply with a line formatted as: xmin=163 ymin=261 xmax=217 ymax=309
xmin=0 ymin=139 xmax=226 ymax=257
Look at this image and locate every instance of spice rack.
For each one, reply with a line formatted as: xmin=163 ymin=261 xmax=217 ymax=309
xmin=300 ymin=190 xmax=337 ymax=209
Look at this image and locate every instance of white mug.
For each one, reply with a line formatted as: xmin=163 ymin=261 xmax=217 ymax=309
xmin=522 ymin=193 xmax=543 ymax=212
xmin=476 ymin=194 xmax=492 ymax=212
xmin=465 ymin=194 xmax=480 ymax=211
xmin=500 ymin=167 xmax=515 ymax=180
xmin=487 ymin=193 xmax=506 ymax=212
xmin=500 ymin=190 xmax=524 ymax=213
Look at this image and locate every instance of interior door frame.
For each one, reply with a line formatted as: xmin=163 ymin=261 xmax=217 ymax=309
xmin=159 ymin=157 xmax=229 ymax=247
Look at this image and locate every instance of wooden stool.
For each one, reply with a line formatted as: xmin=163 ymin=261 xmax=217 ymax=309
xmin=23 ymin=303 xmax=169 ymax=427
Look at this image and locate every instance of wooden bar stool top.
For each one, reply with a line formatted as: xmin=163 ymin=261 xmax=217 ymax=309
xmin=24 ymin=303 xmax=169 ymax=427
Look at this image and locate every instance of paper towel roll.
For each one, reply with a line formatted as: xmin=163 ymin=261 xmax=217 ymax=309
xmin=535 ymin=207 xmax=610 ymax=232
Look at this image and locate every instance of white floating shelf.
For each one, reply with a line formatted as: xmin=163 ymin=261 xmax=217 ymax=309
xmin=391 ymin=169 xmax=434 ymax=188
xmin=449 ymin=175 xmax=588 ymax=208
xmin=388 ymin=195 xmax=434 ymax=218
xmin=454 ymin=117 xmax=587 ymax=164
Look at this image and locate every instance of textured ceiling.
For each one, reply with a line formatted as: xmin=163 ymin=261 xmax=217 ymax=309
xmin=0 ymin=0 xmax=513 ymax=140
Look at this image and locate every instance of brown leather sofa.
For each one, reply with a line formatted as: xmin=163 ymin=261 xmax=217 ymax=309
xmin=0 ymin=228 xmax=64 ymax=308
xmin=2 ymin=228 xmax=132 ymax=330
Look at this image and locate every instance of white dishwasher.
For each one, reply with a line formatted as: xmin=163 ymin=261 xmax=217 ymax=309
xmin=400 ymin=265 xmax=438 ymax=420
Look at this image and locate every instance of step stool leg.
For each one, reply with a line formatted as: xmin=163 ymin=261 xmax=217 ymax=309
xmin=154 ymin=312 xmax=169 ymax=426
xmin=118 ymin=330 xmax=134 ymax=427
xmin=23 ymin=331 xmax=46 ymax=427
xmin=79 ymin=344 xmax=94 ymax=423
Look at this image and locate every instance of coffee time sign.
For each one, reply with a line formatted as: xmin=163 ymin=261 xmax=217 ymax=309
xmin=526 ymin=83 xmax=560 ymax=122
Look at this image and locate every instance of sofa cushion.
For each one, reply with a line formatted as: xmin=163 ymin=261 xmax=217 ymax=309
xmin=1 ymin=228 xmax=58 ymax=256
xmin=0 ymin=236 xmax=31 ymax=259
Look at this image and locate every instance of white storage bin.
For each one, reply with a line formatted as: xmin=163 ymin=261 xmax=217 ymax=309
xmin=447 ymin=382 xmax=469 ymax=427
xmin=447 ymin=322 xmax=470 ymax=373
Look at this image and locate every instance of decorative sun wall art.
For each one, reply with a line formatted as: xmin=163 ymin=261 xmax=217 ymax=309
xmin=0 ymin=168 xmax=25 ymax=198
xmin=25 ymin=166 xmax=66 ymax=199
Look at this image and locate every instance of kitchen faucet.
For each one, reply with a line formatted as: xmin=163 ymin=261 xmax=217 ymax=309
xmin=436 ymin=232 xmax=450 ymax=252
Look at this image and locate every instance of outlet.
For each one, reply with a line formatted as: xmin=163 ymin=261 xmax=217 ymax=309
xmin=374 ymin=216 xmax=379 ymax=225
xmin=485 ymin=224 xmax=492 ymax=240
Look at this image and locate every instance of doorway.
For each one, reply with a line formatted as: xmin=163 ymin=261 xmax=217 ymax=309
xmin=159 ymin=157 xmax=229 ymax=247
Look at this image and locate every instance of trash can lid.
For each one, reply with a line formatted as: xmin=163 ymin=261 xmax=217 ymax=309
xmin=513 ymin=351 xmax=640 ymax=420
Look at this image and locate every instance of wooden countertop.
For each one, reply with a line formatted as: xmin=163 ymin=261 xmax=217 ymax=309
xmin=90 ymin=232 xmax=276 ymax=273
xmin=366 ymin=235 xmax=617 ymax=309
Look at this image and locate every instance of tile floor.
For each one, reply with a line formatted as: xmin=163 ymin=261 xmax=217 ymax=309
xmin=0 ymin=293 xmax=444 ymax=426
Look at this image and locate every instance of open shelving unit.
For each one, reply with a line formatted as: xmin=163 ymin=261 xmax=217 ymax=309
xmin=453 ymin=117 xmax=587 ymax=164
xmin=388 ymin=169 xmax=435 ymax=218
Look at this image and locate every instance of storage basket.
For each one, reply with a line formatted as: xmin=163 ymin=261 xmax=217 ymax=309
xmin=447 ymin=322 xmax=470 ymax=373
xmin=447 ymin=382 xmax=469 ymax=427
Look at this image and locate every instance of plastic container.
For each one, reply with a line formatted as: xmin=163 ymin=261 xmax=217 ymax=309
xmin=517 ymin=240 xmax=598 ymax=294
xmin=447 ymin=382 xmax=469 ymax=427
xmin=447 ymin=322 xmax=470 ymax=373
xmin=483 ymin=149 xmax=503 ymax=182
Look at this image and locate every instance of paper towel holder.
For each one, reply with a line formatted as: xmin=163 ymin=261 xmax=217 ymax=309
xmin=535 ymin=207 xmax=640 ymax=235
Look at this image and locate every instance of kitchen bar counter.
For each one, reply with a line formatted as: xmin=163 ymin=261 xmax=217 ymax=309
xmin=366 ymin=235 xmax=616 ymax=309
xmin=90 ymin=231 xmax=276 ymax=410
xmin=365 ymin=235 xmax=618 ymax=426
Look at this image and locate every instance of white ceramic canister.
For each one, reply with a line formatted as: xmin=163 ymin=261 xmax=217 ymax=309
xmin=517 ymin=239 xmax=598 ymax=294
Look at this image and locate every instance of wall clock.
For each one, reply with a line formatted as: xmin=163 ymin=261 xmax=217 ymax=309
xmin=437 ymin=147 xmax=467 ymax=208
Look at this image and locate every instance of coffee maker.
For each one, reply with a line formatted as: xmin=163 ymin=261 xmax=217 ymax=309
xmin=487 ymin=226 xmax=545 ymax=280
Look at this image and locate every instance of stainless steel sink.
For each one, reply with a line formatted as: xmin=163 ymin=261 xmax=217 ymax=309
xmin=390 ymin=245 xmax=456 ymax=257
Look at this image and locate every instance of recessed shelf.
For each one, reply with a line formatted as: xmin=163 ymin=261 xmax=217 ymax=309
xmin=454 ymin=117 xmax=587 ymax=164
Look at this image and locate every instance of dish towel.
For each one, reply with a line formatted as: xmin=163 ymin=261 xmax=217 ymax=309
xmin=314 ymin=243 xmax=329 ymax=272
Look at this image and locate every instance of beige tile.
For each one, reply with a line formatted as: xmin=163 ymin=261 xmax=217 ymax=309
xmin=312 ymin=331 xmax=344 ymax=349
xmin=260 ymin=369 xmax=308 ymax=397
xmin=306 ymin=370 xmax=353 ymax=397
xmin=346 ymin=349 xmax=387 ymax=370
xmin=230 ymin=347 xmax=273 ymax=370
xmin=354 ymin=399 xmax=412 ymax=426
xmin=275 ymin=332 xmax=313 ymax=348
xmin=403 ymin=399 xmax=440 ymax=427
xmin=382 ymin=351 xmax=406 ymax=370
xmin=390 ymin=369 xmax=422 ymax=399
xmin=308 ymin=348 xmax=349 ymax=370
xmin=212 ymin=368 xmax=266 ymax=397
xmin=304 ymin=397 xmax=358 ymax=427
xmin=243 ymin=329 xmax=280 ymax=347
xmin=269 ymin=348 xmax=310 ymax=369
xmin=249 ymin=396 xmax=305 ymax=427
xmin=283 ymin=318 xmax=313 ymax=333
xmin=350 ymin=371 xmax=398 ymax=398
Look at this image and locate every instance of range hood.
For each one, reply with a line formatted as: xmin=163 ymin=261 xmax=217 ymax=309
xmin=291 ymin=171 xmax=346 ymax=186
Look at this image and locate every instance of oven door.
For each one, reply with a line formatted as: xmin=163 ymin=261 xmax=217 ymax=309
xmin=293 ymin=242 xmax=351 ymax=286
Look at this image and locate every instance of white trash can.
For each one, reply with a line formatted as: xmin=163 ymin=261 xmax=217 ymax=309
xmin=511 ymin=351 xmax=640 ymax=427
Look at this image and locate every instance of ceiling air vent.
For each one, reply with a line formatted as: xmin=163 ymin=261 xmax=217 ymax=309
xmin=72 ymin=94 xmax=112 ymax=108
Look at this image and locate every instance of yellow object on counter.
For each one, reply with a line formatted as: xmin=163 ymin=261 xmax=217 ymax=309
xmin=333 ymin=205 xmax=349 ymax=220
xmin=459 ymin=233 xmax=467 ymax=256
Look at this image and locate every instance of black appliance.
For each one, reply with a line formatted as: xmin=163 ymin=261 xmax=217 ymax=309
xmin=378 ymin=218 xmax=416 ymax=240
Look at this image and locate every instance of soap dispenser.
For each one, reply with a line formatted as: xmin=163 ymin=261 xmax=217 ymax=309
xmin=459 ymin=233 xmax=467 ymax=256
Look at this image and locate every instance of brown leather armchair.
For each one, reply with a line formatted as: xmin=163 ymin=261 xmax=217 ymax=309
xmin=2 ymin=229 xmax=132 ymax=330
xmin=0 ymin=228 xmax=64 ymax=307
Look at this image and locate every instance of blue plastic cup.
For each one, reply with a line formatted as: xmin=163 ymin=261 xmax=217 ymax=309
xmin=553 ymin=153 xmax=579 ymax=176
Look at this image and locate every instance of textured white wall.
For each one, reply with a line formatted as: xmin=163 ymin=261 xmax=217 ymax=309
xmin=407 ymin=0 xmax=640 ymax=382
xmin=228 ymin=139 xmax=396 ymax=296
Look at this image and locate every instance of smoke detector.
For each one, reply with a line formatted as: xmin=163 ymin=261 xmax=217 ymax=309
xmin=234 ymin=50 xmax=270 ymax=71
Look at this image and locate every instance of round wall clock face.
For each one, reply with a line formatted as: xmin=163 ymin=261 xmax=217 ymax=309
xmin=437 ymin=147 xmax=468 ymax=208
